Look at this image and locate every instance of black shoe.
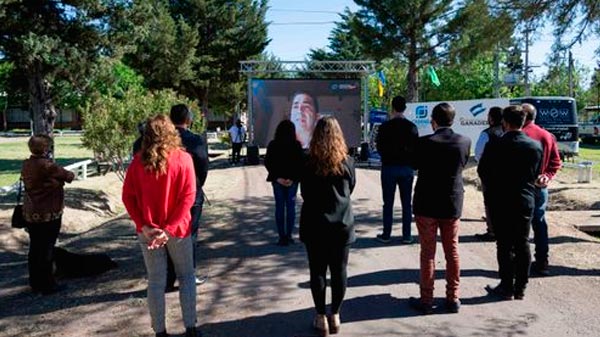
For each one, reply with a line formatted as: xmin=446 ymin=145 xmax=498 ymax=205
xmin=485 ymin=284 xmax=513 ymax=300
xmin=40 ymin=284 xmax=67 ymax=295
xmin=155 ymin=332 xmax=168 ymax=337
xmin=531 ymin=261 xmax=550 ymax=276
xmin=185 ymin=327 xmax=198 ymax=337
xmin=408 ymin=296 xmax=434 ymax=314
xmin=375 ymin=234 xmax=391 ymax=244
xmin=401 ymin=237 xmax=415 ymax=244
xmin=276 ymin=238 xmax=288 ymax=246
xmin=445 ymin=299 xmax=461 ymax=313
xmin=474 ymin=232 xmax=496 ymax=242
xmin=514 ymin=291 xmax=525 ymax=300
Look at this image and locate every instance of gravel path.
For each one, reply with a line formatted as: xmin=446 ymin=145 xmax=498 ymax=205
xmin=0 ymin=161 xmax=599 ymax=337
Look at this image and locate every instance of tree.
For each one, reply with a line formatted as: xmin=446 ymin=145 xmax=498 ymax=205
xmin=351 ymin=0 xmax=514 ymax=101
xmin=0 ymin=1 xmax=136 ymax=136
xmin=126 ymin=0 xmax=270 ymax=115
xmin=309 ymin=9 xmax=366 ymax=62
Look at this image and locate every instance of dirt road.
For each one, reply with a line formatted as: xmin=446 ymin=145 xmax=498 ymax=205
xmin=1 ymin=161 xmax=599 ymax=337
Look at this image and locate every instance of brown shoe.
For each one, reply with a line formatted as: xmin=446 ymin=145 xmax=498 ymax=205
xmin=328 ymin=313 xmax=340 ymax=334
xmin=313 ymin=314 xmax=329 ymax=336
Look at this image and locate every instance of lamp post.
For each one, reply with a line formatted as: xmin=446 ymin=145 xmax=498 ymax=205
xmin=0 ymin=91 xmax=7 ymax=131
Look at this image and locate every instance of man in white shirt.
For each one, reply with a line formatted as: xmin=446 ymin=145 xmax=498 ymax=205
xmin=228 ymin=119 xmax=246 ymax=164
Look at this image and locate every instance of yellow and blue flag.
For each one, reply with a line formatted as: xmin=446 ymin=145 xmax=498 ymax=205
xmin=377 ymin=70 xmax=386 ymax=97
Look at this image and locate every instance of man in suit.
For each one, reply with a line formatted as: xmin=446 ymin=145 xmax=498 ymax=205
xmin=522 ymin=103 xmax=561 ymax=276
xmin=410 ymin=103 xmax=471 ymax=314
xmin=375 ymin=95 xmax=419 ymax=244
xmin=478 ymin=105 xmax=542 ymax=300
xmin=168 ymin=104 xmax=210 ymax=289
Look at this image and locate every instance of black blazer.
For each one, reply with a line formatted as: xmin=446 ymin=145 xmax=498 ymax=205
xmin=177 ymin=127 xmax=209 ymax=204
xmin=299 ymin=157 xmax=356 ymax=245
xmin=413 ymin=127 xmax=471 ymax=219
xmin=264 ymin=139 xmax=304 ymax=182
xmin=478 ymin=130 xmax=542 ymax=214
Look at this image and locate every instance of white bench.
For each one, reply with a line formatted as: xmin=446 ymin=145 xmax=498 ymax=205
xmin=64 ymin=159 xmax=94 ymax=180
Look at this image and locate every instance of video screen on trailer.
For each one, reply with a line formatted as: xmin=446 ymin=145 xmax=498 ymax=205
xmin=251 ymin=79 xmax=362 ymax=148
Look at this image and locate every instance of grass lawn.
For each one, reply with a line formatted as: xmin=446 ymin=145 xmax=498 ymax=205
xmin=0 ymin=136 xmax=93 ymax=187
xmin=576 ymin=143 xmax=600 ymax=175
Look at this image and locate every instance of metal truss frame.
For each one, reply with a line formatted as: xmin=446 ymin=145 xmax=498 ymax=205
xmin=239 ymin=60 xmax=376 ymax=144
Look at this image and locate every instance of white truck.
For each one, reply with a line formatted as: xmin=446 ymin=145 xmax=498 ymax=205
xmin=578 ymin=106 xmax=600 ymax=144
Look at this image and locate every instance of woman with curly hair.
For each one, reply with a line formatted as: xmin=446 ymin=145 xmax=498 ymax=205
xmin=122 ymin=115 xmax=198 ymax=337
xmin=300 ymin=116 xmax=356 ymax=336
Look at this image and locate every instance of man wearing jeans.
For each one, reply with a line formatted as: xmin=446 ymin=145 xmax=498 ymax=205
xmin=410 ymin=103 xmax=471 ymax=314
xmin=169 ymin=104 xmax=210 ymax=289
xmin=522 ymin=103 xmax=561 ymax=276
xmin=375 ymin=95 xmax=419 ymax=244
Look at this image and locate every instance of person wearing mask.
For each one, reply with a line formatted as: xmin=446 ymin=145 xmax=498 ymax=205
xmin=410 ymin=103 xmax=471 ymax=314
xmin=122 ymin=115 xmax=199 ymax=337
xmin=264 ymin=120 xmax=304 ymax=246
xmin=300 ymin=116 xmax=356 ymax=336
xmin=479 ymin=105 xmax=542 ymax=301
xmin=21 ymin=135 xmax=75 ymax=295
xmin=474 ymin=106 xmax=504 ymax=242
xmin=375 ymin=95 xmax=419 ymax=244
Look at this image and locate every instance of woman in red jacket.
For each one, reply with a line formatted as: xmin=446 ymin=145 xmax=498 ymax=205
xmin=122 ymin=115 xmax=198 ymax=337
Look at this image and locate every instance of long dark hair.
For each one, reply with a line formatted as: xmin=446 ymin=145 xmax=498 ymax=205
xmin=274 ymin=119 xmax=297 ymax=144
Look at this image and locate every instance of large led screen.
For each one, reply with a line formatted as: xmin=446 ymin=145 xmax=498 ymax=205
xmin=251 ymin=79 xmax=362 ymax=148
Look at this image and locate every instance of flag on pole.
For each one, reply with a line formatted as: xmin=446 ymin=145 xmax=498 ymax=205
xmin=427 ymin=66 xmax=440 ymax=86
xmin=377 ymin=70 xmax=386 ymax=97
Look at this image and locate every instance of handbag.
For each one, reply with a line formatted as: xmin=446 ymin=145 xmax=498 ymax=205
xmin=11 ymin=178 xmax=26 ymax=229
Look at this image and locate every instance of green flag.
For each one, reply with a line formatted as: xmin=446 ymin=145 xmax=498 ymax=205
xmin=427 ymin=65 xmax=440 ymax=87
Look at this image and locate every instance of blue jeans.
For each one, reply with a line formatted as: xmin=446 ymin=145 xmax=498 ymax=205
xmin=138 ymin=234 xmax=196 ymax=333
xmin=532 ymin=187 xmax=549 ymax=264
xmin=381 ymin=165 xmax=414 ymax=239
xmin=272 ymin=181 xmax=298 ymax=240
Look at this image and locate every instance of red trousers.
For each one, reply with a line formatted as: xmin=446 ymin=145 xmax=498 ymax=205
xmin=415 ymin=215 xmax=460 ymax=304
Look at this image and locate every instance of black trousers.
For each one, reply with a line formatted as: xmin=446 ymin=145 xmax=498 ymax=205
xmin=231 ymin=142 xmax=243 ymax=163
xmin=167 ymin=203 xmax=203 ymax=287
xmin=493 ymin=213 xmax=532 ymax=293
xmin=305 ymin=242 xmax=350 ymax=315
xmin=27 ymin=218 xmax=61 ymax=292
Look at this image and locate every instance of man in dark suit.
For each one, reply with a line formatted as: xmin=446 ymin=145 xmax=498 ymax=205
xmin=168 ymin=104 xmax=210 ymax=289
xmin=410 ymin=103 xmax=471 ymax=314
xmin=478 ymin=105 xmax=542 ymax=300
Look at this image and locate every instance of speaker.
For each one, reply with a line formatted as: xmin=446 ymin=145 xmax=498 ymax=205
xmin=246 ymin=145 xmax=259 ymax=165
xmin=359 ymin=142 xmax=369 ymax=162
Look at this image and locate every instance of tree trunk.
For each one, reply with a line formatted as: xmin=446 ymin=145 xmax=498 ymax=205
xmin=406 ymin=37 xmax=419 ymax=102
xmin=28 ymin=66 xmax=57 ymax=159
xmin=28 ymin=67 xmax=56 ymax=136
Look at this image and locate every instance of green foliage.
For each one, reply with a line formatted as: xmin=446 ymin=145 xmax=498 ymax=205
xmin=81 ymin=88 xmax=199 ymax=180
xmin=0 ymin=0 xmax=139 ymax=135
xmin=351 ymin=0 xmax=514 ymax=101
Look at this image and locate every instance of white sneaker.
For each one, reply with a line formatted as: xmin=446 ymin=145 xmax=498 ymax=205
xmin=195 ymin=275 xmax=208 ymax=285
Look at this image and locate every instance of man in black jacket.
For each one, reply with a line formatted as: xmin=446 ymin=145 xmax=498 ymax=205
xmin=478 ymin=105 xmax=542 ymax=300
xmin=375 ymin=96 xmax=419 ymax=244
xmin=168 ymin=104 xmax=210 ymax=289
xmin=410 ymin=103 xmax=471 ymax=314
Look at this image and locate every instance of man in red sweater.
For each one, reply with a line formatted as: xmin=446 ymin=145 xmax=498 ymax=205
xmin=522 ymin=103 xmax=562 ymax=276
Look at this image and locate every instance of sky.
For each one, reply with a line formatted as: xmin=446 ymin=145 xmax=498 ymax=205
xmin=264 ymin=0 xmax=600 ymax=85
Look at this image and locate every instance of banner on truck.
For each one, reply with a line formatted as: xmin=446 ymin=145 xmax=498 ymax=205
xmin=405 ymin=98 xmax=510 ymax=152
